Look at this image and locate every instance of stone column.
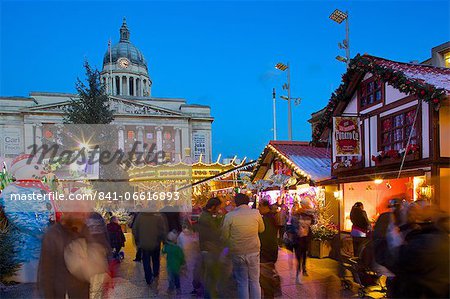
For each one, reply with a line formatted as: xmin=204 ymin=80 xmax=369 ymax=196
xmin=111 ymin=76 xmax=116 ymax=95
xmin=143 ymin=79 xmax=147 ymax=96
xmin=136 ymin=78 xmax=140 ymax=97
xmin=125 ymin=76 xmax=129 ymax=96
xmin=55 ymin=124 xmax=63 ymax=145
xmin=181 ymin=127 xmax=190 ymax=158
xmin=156 ymin=126 xmax=163 ymax=163
xmin=121 ymin=76 xmax=125 ymax=96
xmin=34 ymin=124 xmax=43 ymax=147
xmin=174 ymin=127 xmax=181 ymax=161
xmin=23 ymin=123 xmax=34 ymax=150
xmin=118 ymin=126 xmax=125 ymax=151
xmin=137 ymin=126 xmax=144 ymax=152
xmin=148 ymin=79 xmax=152 ymax=97
xmin=133 ymin=77 xmax=137 ymax=97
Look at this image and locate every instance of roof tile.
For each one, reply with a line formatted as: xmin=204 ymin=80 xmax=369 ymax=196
xmin=269 ymin=141 xmax=331 ymax=182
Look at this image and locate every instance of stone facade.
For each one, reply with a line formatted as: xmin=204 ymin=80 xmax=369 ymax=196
xmin=0 ymin=19 xmax=213 ymax=164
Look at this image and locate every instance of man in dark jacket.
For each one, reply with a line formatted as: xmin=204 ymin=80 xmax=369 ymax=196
xmin=258 ymin=200 xmax=280 ymax=299
xmin=132 ymin=212 xmax=168 ymax=285
xmin=129 ymin=212 xmax=142 ymax=262
xmin=197 ymin=197 xmax=223 ymax=298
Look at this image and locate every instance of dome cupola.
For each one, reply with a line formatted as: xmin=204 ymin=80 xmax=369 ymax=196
xmin=102 ymin=18 xmax=148 ymax=70
xmin=101 ymin=18 xmax=152 ymax=97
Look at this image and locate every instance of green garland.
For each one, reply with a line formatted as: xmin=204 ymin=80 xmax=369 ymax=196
xmin=312 ymin=54 xmax=447 ymax=144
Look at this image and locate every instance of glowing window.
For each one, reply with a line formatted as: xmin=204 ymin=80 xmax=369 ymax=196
xmin=444 ymin=52 xmax=450 ymax=68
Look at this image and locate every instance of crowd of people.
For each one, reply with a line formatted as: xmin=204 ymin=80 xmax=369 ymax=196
xmin=349 ymin=198 xmax=450 ymax=298
xmin=36 ymin=192 xmax=449 ymax=299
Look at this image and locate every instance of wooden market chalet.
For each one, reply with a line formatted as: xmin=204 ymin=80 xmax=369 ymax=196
xmin=252 ymin=141 xmax=331 ymax=187
xmin=312 ymin=53 xmax=450 ymax=215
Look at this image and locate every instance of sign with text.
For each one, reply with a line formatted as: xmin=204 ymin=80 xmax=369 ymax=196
xmin=334 ymin=117 xmax=361 ymax=156
xmin=2 ymin=127 xmax=23 ymax=156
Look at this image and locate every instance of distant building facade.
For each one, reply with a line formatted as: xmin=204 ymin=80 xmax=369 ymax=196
xmin=421 ymin=41 xmax=450 ymax=68
xmin=0 ymin=19 xmax=213 ymax=164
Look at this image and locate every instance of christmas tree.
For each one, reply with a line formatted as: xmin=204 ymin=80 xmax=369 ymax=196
xmin=0 ymin=214 xmax=19 ymax=283
xmin=64 ymin=61 xmax=114 ymax=124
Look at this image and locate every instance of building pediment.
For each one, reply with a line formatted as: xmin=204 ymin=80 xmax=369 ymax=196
xmin=20 ymin=96 xmax=185 ymax=117
xmin=108 ymin=96 xmax=184 ymax=116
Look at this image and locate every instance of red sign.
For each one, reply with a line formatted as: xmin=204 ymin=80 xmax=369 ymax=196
xmin=334 ymin=117 xmax=361 ymax=156
xmin=273 ymin=159 xmax=292 ymax=176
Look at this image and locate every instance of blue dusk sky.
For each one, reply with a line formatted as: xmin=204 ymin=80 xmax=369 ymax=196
xmin=1 ymin=0 xmax=449 ymax=160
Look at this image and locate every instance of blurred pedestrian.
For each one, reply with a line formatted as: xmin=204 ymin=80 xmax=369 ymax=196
xmin=162 ymin=230 xmax=186 ymax=295
xmin=292 ymin=210 xmax=314 ymax=283
xmin=198 ymin=197 xmax=223 ymax=298
xmin=161 ymin=205 xmax=182 ymax=233
xmin=38 ymin=212 xmax=91 ymax=298
xmin=107 ymin=216 xmax=126 ymax=260
xmin=258 ymin=199 xmax=280 ymax=299
xmin=84 ymin=212 xmax=111 ymax=298
xmin=129 ymin=212 xmax=142 ymax=262
xmin=350 ymin=202 xmax=371 ymax=257
xmin=177 ymin=223 xmax=202 ymax=296
xmin=378 ymin=200 xmax=449 ymax=298
xmin=222 ymin=193 xmax=265 ymax=299
xmin=132 ymin=212 xmax=168 ymax=285
xmin=38 ymin=211 xmax=108 ymax=299
xmin=274 ymin=198 xmax=288 ymax=247
xmin=85 ymin=212 xmax=109 ymax=248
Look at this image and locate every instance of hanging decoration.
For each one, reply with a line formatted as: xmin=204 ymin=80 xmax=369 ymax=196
xmin=312 ymin=54 xmax=448 ymax=144
xmin=0 ymin=163 xmax=13 ymax=192
xmin=371 ymin=144 xmax=420 ymax=164
xmin=270 ymin=173 xmax=291 ymax=188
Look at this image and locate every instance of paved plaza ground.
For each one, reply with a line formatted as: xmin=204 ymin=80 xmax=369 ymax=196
xmin=1 ymin=233 xmax=386 ymax=299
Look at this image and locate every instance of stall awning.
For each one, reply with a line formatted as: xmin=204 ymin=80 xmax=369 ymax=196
xmin=252 ymin=141 xmax=331 ymax=184
xmin=179 ymin=160 xmax=256 ymax=190
xmin=318 ymin=167 xmax=429 ymax=186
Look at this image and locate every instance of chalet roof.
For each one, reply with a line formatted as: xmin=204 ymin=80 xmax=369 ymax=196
xmin=366 ymin=55 xmax=450 ymax=92
xmin=253 ymin=141 xmax=331 ymax=183
xmin=312 ymin=54 xmax=450 ymax=144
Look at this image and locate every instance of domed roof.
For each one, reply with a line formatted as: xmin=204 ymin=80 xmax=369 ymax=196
xmin=103 ymin=18 xmax=148 ymax=70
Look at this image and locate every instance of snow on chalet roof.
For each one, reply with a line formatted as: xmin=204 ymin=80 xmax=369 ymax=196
xmin=367 ymin=55 xmax=450 ymax=92
xmin=268 ymin=141 xmax=331 ymax=182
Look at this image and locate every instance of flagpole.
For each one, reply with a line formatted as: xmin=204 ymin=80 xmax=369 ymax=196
xmin=109 ymin=39 xmax=113 ymax=95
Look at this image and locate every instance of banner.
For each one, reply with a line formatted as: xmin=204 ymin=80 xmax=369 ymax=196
xmin=334 ymin=117 xmax=361 ymax=156
xmin=2 ymin=127 xmax=23 ymax=156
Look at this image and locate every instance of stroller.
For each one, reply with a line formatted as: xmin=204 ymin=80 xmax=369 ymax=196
xmin=339 ymin=238 xmax=387 ymax=298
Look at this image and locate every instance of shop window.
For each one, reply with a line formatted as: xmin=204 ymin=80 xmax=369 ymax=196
xmin=379 ymin=107 xmax=419 ymax=152
xmin=445 ymin=51 xmax=450 ymax=68
xmin=358 ymin=77 xmax=384 ymax=110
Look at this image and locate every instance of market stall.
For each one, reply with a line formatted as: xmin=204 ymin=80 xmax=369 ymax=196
xmin=251 ymin=141 xmax=331 ymax=204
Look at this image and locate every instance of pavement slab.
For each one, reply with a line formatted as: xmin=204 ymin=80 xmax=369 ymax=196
xmin=1 ymin=233 xmax=362 ymax=299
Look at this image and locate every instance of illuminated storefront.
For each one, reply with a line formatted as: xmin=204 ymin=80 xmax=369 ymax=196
xmin=252 ymin=141 xmax=331 ymax=206
xmin=314 ymin=54 xmax=450 ymax=230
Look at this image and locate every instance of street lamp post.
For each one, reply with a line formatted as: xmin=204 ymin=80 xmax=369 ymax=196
xmin=329 ymin=9 xmax=350 ymax=67
xmin=275 ymin=62 xmax=292 ymax=141
xmin=272 ymin=88 xmax=277 ymax=140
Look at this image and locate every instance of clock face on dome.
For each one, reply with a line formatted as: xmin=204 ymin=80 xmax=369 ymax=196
xmin=118 ymin=58 xmax=130 ymax=69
